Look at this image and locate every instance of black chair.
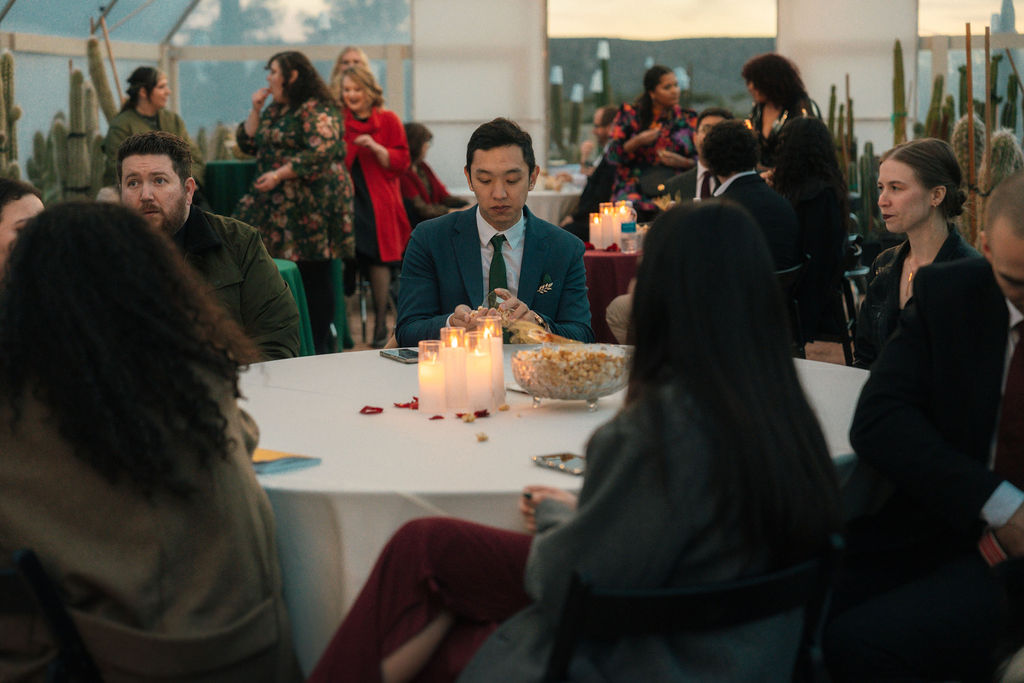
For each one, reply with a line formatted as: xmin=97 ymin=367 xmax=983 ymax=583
xmin=776 ymin=257 xmax=808 ymax=359
xmin=542 ymin=534 xmax=845 ymax=683
xmin=0 ymin=549 xmax=103 ymax=682
xmin=815 ymin=234 xmax=869 ymax=366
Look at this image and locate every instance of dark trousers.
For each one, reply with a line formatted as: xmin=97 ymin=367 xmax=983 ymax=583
xmin=308 ymin=518 xmax=532 ymax=683
xmin=296 ymin=260 xmax=335 ymax=355
xmin=824 ymin=519 xmax=1007 ymax=682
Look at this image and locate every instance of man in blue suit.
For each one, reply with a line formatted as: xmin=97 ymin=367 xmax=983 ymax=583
xmin=396 ymin=118 xmax=594 ymax=346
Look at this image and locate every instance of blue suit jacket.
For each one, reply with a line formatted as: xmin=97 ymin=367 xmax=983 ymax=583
xmin=395 ymin=206 xmax=594 ymax=346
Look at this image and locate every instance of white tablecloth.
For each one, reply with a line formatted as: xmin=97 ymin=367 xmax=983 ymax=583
xmin=240 ymin=351 xmax=869 ymax=673
xmin=449 ymin=188 xmax=581 ymax=225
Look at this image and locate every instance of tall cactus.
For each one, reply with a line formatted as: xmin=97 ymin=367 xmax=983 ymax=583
xmin=66 ymin=69 xmax=90 ymax=198
xmin=50 ymin=114 xmax=68 ymax=202
xmin=858 ymin=142 xmax=879 ymax=236
xmin=952 ymin=114 xmax=986 ymax=184
xmin=211 ymin=123 xmax=232 ymax=161
xmin=958 ymin=65 xmax=968 ymax=119
xmin=939 ymin=94 xmax=955 ymax=141
xmin=980 ymin=127 xmax=1024 ymax=196
xmin=549 ymin=66 xmax=565 ymax=157
xmin=596 ymin=40 xmax=611 ymax=107
xmin=827 ymin=84 xmax=837 ymax=139
xmin=87 ymin=37 xmax=118 ymax=124
xmin=0 ymin=51 xmax=20 ymax=175
xmin=924 ymin=76 xmax=944 ymax=138
xmin=567 ymin=84 xmax=583 ymax=149
xmin=1002 ymin=74 xmax=1019 ymax=130
xmin=893 ymin=40 xmax=907 ymax=145
xmin=25 ymin=130 xmax=45 ymax=189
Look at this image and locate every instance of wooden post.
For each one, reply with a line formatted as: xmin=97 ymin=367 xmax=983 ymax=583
xmin=966 ymin=23 xmax=978 ymax=245
xmin=99 ymin=17 xmax=124 ymax=105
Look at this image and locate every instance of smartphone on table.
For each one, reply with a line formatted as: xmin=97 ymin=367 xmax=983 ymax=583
xmin=380 ymin=348 xmax=419 ymax=364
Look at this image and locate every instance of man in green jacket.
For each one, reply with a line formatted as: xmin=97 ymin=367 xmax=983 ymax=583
xmin=118 ymin=131 xmax=299 ymax=360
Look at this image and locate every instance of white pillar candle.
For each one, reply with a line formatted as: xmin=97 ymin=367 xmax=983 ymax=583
xmin=588 ymin=212 xmax=602 ymax=247
xmin=599 ymin=202 xmax=615 ymax=250
xmin=417 ymin=340 xmax=446 ymax=415
xmin=481 ymin=314 xmax=505 ymax=406
xmin=439 ymin=327 xmax=467 ymax=414
xmin=465 ymin=331 xmax=493 ymax=412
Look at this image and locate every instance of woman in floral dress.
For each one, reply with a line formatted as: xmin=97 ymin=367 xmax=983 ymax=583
xmin=606 ymin=65 xmax=697 ymax=220
xmin=235 ymin=50 xmax=353 ymax=355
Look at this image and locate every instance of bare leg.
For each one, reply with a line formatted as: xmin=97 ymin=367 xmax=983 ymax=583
xmin=380 ymin=611 xmax=456 ymax=683
xmin=370 ymin=263 xmax=392 ymax=346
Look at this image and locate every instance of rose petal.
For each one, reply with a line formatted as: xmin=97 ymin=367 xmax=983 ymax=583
xmin=359 ymin=405 xmax=384 ymax=414
xmin=429 ymin=414 xmax=444 ymax=420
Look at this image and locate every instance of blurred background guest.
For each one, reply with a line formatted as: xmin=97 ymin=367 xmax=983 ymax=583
xmin=560 ymin=105 xmax=619 ymax=241
xmin=400 ymin=122 xmax=468 ymax=229
xmin=309 ymin=201 xmax=842 ymax=683
xmin=329 ymin=45 xmax=370 ymax=101
xmin=741 ymin=53 xmax=819 ymax=169
xmin=853 ymin=138 xmax=978 ymax=368
xmin=0 ymin=202 xmax=299 ymax=682
xmin=658 ymin=106 xmax=733 ymax=201
xmin=770 ymin=117 xmax=849 ymax=342
xmin=0 ymin=178 xmax=43 ymax=266
xmin=606 ymin=65 xmax=697 ymax=221
xmin=103 ymin=66 xmax=203 ymax=189
xmin=235 ymin=50 xmax=353 ymax=355
xmin=578 ymin=105 xmax=617 ymax=176
xmin=341 ymin=64 xmax=411 ymax=348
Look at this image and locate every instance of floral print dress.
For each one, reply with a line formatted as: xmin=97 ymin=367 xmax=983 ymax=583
xmin=235 ymin=98 xmax=354 ymax=261
xmin=606 ymin=103 xmax=697 ymax=213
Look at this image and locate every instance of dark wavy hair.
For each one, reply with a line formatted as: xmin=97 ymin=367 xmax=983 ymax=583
xmin=117 ymin=130 xmax=192 ymax=184
xmin=0 ymin=177 xmax=41 ymax=213
xmin=465 ymin=117 xmax=536 ymax=174
xmin=405 ymin=122 xmax=433 ymax=164
xmin=772 ymin=117 xmax=849 ymax=217
xmin=635 ymin=64 xmax=674 ymax=129
xmin=701 ymin=119 xmax=758 ymax=177
xmin=628 ymin=201 xmax=842 ymax=563
xmin=122 ymin=66 xmax=163 ymax=113
xmin=267 ymin=50 xmax=337 ymax=110
xmin=0 ymin=202 xmax=258 ymax=497
xmin=880 ymin=138 xmax=966 ymax=220
xmin=741 ymin=53 xmax=809 ymax=110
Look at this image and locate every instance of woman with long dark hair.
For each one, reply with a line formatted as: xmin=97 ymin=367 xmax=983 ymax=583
xmin=309 ymin=201 xmax=843 ymax=683
xmin=0 ymin=202 xmax=300 ymax=681
xmin=235 ymin=50 xmax=354 ymax=355
xmin=102 ymin=66 xmax=203 ymax=187
xmin=853 ymin=138 xmax=979 ymax=367
xmin=606 ymin=65 xmax=697 ymax=219
xmin=771 ymin=116 xmax=849 ymax=341
xmin=742 ymin=53 xmax=819 ymax=168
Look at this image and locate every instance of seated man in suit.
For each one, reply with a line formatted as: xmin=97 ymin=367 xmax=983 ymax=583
xmin=396 ymin=118 xmax=594 ymax=346
xmin=824 ymin=171 xmax=1024 ymax=680
xmin=658 ymin=107 xmax=733 ymax=201
xmin=701 ymin=119 xmax=801 ymax=270
xmin=560 ymin=105 xmax=618 ymax=241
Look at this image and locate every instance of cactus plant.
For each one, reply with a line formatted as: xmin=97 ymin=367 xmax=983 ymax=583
xmin=827 ymin=84 xmax=837 ymax=139
xmin=549 ymin=67 xmax=564 ymax=157
xmin=25 ymin=130 xmax=45 ymax=188
xmin=924 ymin=76 xmax=944 ymax=138
xmin=89 ymin=134 xmax=105 ymax=198
xmin=0 ymin=51 xmax=20 ymax=168
xmin=1001 ymin=74 xmax=1019 ymax=131
xmin=980 ymin=127 xmax=1024 ymax=196
xmin=211 ymin=123 xmax=232 ymax=161
xmin=892 ymin=40 xmax=907 ymax=145
xmin=66 ymin=69 xmax=90 ymax=198
xmin=87 ymin=37 xmax=118 ymax=124
xmin=858 ymin=142 xmax=879 ymax=236
xmin=939 ymin=94 xmax=955 ymax=141
xmin=989 ymin=54 xmax=1004 ymax=116
xmin=952 ymin=113 xmax=985 ymax=184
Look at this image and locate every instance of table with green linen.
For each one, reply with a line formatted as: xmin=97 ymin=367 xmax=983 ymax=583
xmin=204 ymin=160 xmax=257 ymax=217
xmin=274 ymin=259 xmax=353 ymax=355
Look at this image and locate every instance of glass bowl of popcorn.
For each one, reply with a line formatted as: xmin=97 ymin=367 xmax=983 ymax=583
xmin=510 ymin=344 xmax=631 ymax=411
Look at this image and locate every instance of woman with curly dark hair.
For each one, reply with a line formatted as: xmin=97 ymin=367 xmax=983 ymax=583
xmin=236 ymin=49 xmax=354 ymax=355
xmin=771 ymin=116 xmax=849 ymax=341
xmin=0 ymin=202 xmax=301 ymax=682
xmin=606 ymin=64 xmax=697 ymax=219
xmin=741 ymin=53 xmax=820 ymax=168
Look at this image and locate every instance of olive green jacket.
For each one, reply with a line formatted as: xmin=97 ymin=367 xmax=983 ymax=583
xmin=178 ymin=208 xmax=300 ymax=360
xmin=103 ymin=108 xmax=204 ymax=186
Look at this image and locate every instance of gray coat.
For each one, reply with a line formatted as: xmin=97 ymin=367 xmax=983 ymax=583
xmin=458 ymin=387 xmax=803 ymax=682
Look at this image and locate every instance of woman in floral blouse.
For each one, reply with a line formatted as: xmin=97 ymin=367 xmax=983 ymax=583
xmin=606 ymin=65 xmax=697 ymax=219
xmin=235 ymin=50 xmax=353 ymax=355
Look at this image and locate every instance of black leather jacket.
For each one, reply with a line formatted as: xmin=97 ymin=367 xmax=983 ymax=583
xmin=853 ymin=227 xmax=980 ymax=369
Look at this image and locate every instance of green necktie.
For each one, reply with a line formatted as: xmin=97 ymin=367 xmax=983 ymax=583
xmin=488 ymin=234 xmax=508 ymax=293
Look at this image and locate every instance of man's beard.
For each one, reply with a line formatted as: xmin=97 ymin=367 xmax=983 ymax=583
xmin=140 ymin=200 xmax=188 ymax=235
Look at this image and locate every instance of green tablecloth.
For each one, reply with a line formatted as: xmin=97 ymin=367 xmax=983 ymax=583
xmin=273 ymin=259 xmax=316 ymax=356
xmin=274 ymin=259 xmax=353 ymax=354
xmin=204 ymin=160 xmax=257 ymax=217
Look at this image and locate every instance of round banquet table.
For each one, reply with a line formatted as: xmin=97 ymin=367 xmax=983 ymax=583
xmin=241 ymin=351 xmax=871 ymax=673
xmin=583 ymin=251 xmax=640 ymax=343
xmin=449 ymin=188 xmax=582 ymax=226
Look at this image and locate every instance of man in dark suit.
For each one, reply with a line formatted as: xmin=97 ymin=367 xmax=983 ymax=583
xmin=560 ymin=105 xmax=618 ymax=241
xmin=824 ymin=171 xmax=1024 ymax=680
xmin=700 ymin=119 xmax=801 ymax=269
xmin=659 ymin=107 xmax=732 ymax=201
xmin=396 ymin=118 xmax=594 ymax=346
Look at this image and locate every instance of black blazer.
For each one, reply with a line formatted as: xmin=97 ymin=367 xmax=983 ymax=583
xmin=719 ymin=174 xmax=801 ymax=269
xmin=659 ymin=166 xmax=698 ymax=200
xmin=850 ymin=258 xmax=1009 ymax=543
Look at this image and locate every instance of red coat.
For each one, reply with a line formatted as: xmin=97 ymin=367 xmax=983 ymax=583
xmin=400 ymin=161 xmax=452 ymax=205
xmin=343 ymin=108 xmax=411 ymax=262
